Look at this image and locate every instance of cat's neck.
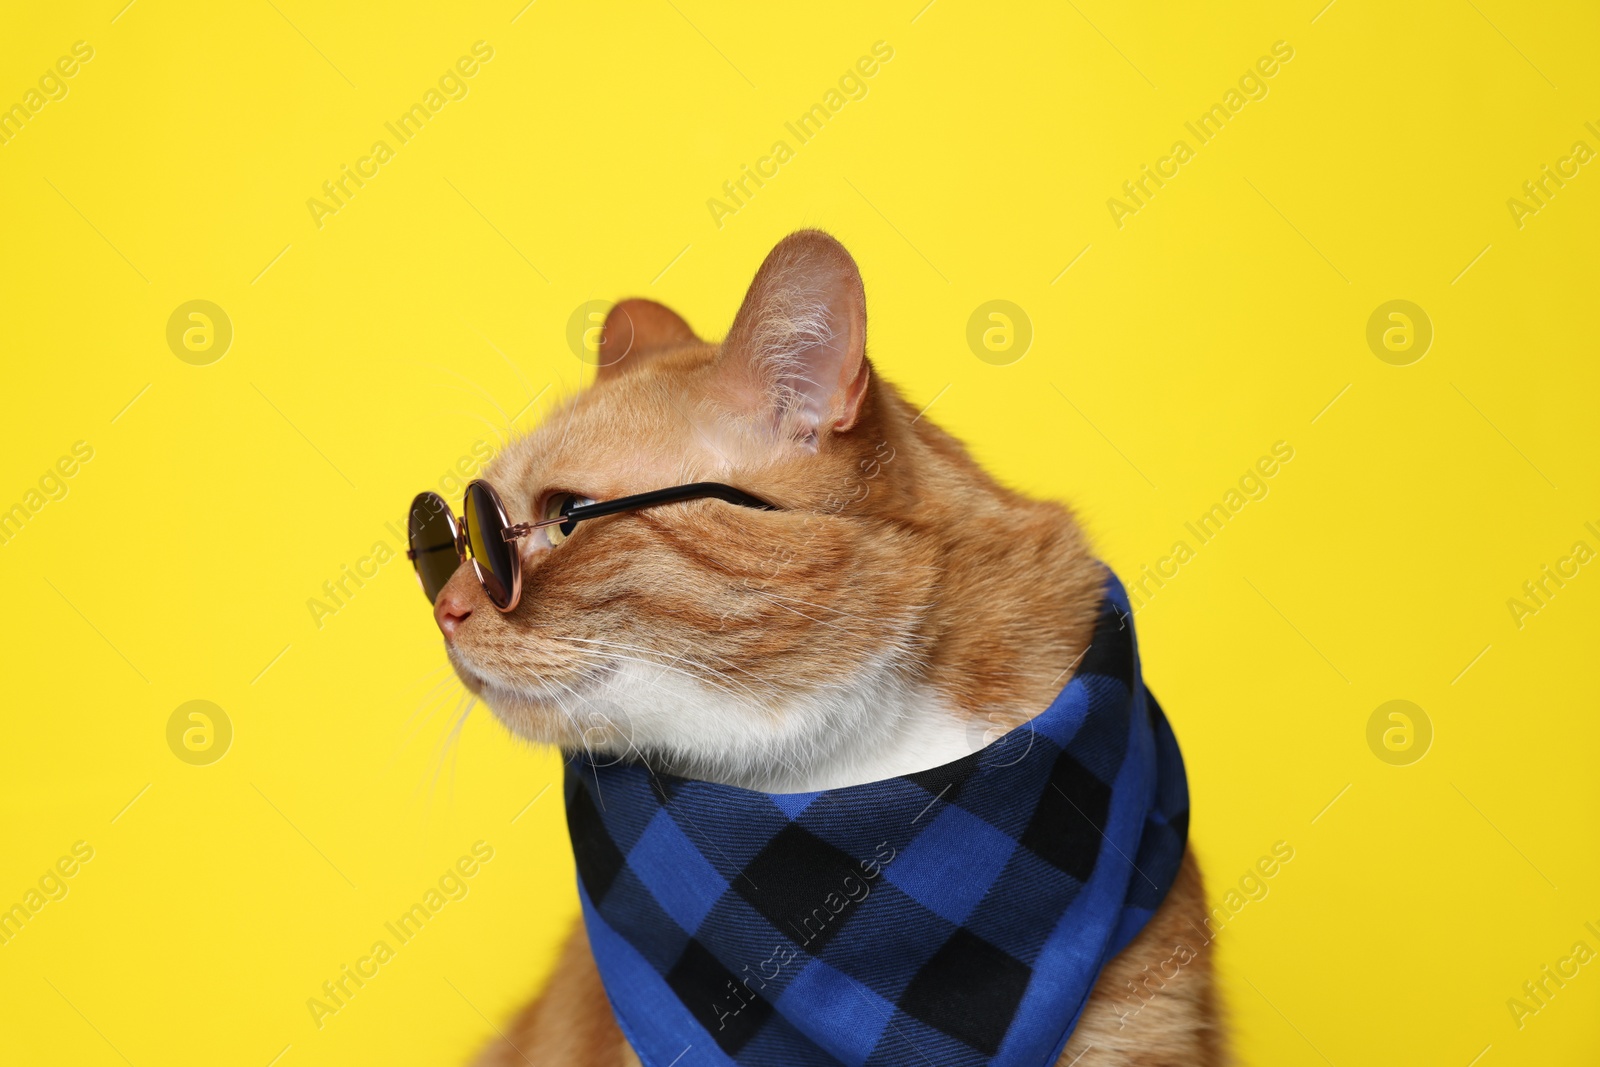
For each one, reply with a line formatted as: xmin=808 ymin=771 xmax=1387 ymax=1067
xmin=604 ymin=655 xmax=980 ymax=793
xmin=863 ymin=385 xmax=1106 ymax=736
xmin=607 ymin=384 xmax=1104 ymax=793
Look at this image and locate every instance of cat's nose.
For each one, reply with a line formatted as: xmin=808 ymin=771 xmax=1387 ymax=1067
xmin=434 ymin=584 xmax=474 ymax=638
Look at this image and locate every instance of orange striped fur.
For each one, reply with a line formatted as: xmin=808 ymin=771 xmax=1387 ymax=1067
xmin=444 ymin=232 xmax=1223 ymax=1065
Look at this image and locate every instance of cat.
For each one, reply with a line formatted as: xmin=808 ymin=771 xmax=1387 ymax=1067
xmin=436 ymin=230 xmax=1224 ymax=1065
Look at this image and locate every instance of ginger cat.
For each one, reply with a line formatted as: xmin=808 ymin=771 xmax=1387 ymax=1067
xmin=436 ymin=231 xmax=1223 ymax=1065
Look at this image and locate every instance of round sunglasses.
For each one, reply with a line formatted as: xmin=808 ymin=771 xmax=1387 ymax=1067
xmin=405 ymin=479 xmax=777 ymax=612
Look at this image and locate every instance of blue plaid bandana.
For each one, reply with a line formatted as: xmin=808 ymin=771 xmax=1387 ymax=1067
xmin=565 ymin=571 xmax=1188 ymax=1066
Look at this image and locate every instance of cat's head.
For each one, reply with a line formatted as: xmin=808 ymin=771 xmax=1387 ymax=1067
xmin=432 ymin=231 xmax=956 ymax=785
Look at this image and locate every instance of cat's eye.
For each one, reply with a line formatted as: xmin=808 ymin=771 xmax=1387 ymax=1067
xmin=542 ymin=492 xmax=594 ymax=546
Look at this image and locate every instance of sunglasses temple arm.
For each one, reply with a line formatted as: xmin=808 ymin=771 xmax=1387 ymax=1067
xmin=501 ymin=516 xmax=568 ymax=542
xmin=564 ymin=484 xmax=777 ymax=525
xmin=499 ymin=483 xmax=778 ymax=543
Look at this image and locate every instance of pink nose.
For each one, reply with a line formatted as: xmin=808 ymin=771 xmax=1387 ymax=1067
xmin=434 ymin=584 xmax=474 ymax=638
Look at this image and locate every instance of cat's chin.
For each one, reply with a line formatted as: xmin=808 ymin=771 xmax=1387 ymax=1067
xmin=445 ymin=646 xmax=632 ymax=751
xmin=471 ymin=682 xmax=593 ymax=749
xmin=480 ymin=697 xmax=579 ymax=748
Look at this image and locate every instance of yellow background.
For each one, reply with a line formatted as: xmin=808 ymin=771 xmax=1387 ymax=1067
xmin=2 ymin=0 xmax=1597 ymax=1063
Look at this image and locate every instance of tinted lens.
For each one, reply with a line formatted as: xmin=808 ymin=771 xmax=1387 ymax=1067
xmin=464 ymin=482 xmax=518 ymax=609
xmin=407 ymin=493 xmax=460 ymax=604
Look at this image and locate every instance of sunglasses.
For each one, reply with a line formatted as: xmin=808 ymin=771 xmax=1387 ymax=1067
xmin=405 ymin=480 xmax=777 ymax=612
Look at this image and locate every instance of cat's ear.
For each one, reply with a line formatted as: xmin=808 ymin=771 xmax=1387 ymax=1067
xmin=594 ymin=299 xmax=700 ymax=384
xmin=720 ymin=230 xmax=870 ymax=440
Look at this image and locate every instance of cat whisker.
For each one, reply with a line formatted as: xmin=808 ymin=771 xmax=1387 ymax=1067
xmin=405 ymin=667 xmax=467 ymax=728
xmin=559 ymin=631 xmax=771 ymax=688
xmin=741 ymin=588 xmax=866 ymax=621
xmin=547 ymin=674 xmax=646 ymax=774
xmin=744 ymin=592 xmax=828 ymax=625
xmin=570 ymin=645 xmax=754 ymax=706
xmin=544 ymin=635 xmax=766 ymax=703
xmin=734 ymin=587 xmax=860 ymax=629
xmin=386 ymin=670 xmax=472 ymax=775
xmin=424 ymin=692 xmax=477 ymax=803
xmin=550 ymin=674 xmax=653 ymax=769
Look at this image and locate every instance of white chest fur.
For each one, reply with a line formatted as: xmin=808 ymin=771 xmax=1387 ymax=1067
xmin=565 ymin=656 xmax=979 ymax=793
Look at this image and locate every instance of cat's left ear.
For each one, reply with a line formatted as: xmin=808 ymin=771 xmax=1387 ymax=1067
xmin=594 ymin=299 xmax=701 ymax=384
xmin=720 ymin=230 xmax=870 ymax=441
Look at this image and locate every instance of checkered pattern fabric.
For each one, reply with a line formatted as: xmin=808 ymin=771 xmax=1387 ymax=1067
xmin=565 ymin=571 xmax=1188 ymax=1066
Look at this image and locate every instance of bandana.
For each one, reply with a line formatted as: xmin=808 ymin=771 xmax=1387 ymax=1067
xmin=565 ymin=570 xmax=1188 ymax=1066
